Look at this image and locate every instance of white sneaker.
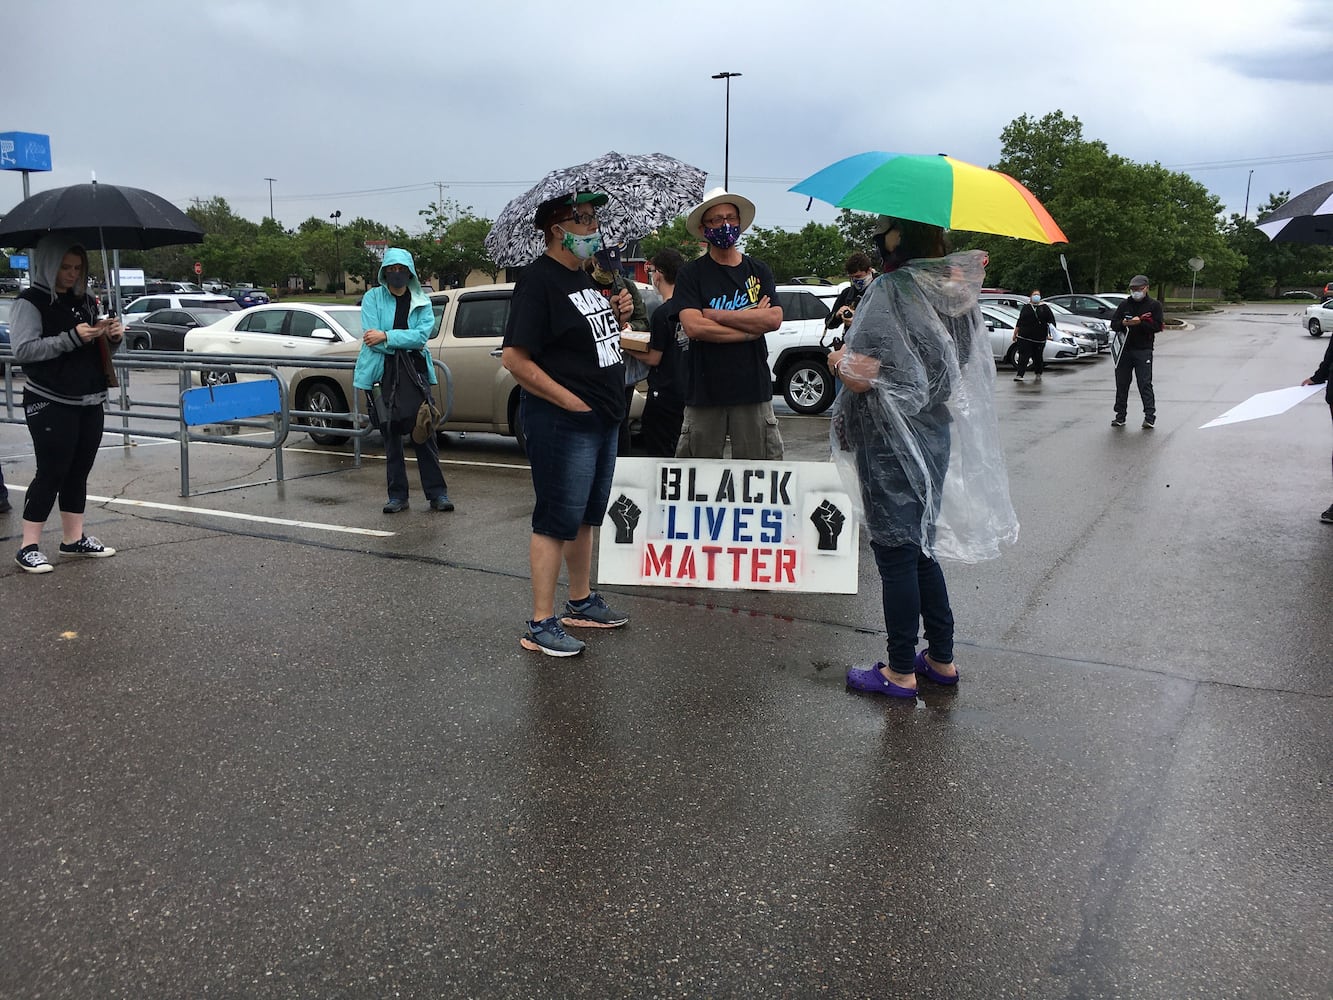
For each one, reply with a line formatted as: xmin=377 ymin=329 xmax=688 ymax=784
xmin=15 ymin=547 xmax=54 ymax=574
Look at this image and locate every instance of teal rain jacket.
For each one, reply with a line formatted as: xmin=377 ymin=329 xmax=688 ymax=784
xmin=353 ymin=247 xmax=438 ymax=390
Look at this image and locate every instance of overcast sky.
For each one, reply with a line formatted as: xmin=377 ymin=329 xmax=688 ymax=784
xmin=4 ymin=0 xmax=1331 ymax=245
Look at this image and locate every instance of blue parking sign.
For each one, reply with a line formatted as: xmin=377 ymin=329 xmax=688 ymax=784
xmin=0 ymin=132 xmax=52 ymax=172
xmin=9 ymin=255 xmax=30 ymax=270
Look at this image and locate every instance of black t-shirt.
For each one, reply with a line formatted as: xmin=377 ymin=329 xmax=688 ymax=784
xmin=503 ymin=253 xmax=626 ymax=424
xmin=647 ymin=299 xmax=687 ymax=401
xmin=673 ymin=253 xmax=778 ymax=406
xmin=392 ymin=289 xmax=411 ymax=330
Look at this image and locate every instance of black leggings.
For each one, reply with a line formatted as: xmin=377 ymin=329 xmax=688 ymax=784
xmin=22 ymin=395 xmax=105 ymax=523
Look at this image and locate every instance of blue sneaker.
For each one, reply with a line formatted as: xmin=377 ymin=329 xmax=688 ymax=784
xmin=561 ymin=591 xmax=629 ymax=629
xmin=521 ymin=616 xmax=586 ymax=657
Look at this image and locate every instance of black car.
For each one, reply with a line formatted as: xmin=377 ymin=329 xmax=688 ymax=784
xmin=123 ymin=307 xmax=234 ymax=351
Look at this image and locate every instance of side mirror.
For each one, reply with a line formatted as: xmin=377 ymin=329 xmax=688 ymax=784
xmin=311 ymin=328 xmax=336 ymax=341
xmin=984 ymin=319 xmax=996 ymax=330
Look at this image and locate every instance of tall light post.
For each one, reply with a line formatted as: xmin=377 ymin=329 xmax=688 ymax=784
xmin=1243 ymin=169 xmax=1255 ymax=220
xmin=711 ymin=71 xmax=742 ymax=191
xmin=329 ymin=210 xmax=342 ymax=297
xmin=264 ymin=177 xmax=277 ymax=221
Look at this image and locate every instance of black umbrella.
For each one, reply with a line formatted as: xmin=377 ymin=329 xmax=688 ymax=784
xmin=0 ymin=180 xmax=204 ymax=250
xmin=1255 ymin=180 xmax=1333 ymax=245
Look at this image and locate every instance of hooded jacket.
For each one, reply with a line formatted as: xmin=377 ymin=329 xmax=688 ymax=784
xmin=353 ymin=247 xmax=438 ymax=390
xmin=9 ymin=238 xmax=118 ymax=405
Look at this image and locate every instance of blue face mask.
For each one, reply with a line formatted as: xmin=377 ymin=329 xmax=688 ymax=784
xmin=560 ymin=227 xmax=603 ymax=260
xmin=1030 ymin=294 xmax=1041 ymax=304
xmin=703 ymin=223 xmax=740 ymax=250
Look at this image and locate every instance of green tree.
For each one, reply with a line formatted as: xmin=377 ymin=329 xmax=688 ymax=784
xmin=413 ymin=200 xmax=497 ymax=287
xmin=638 ymin=215 xmax=703 ymax=263
xmin=835 ymin=209 xmax=879 ymax=261
xmin=743 ymin=222 xmax=846 ymax=282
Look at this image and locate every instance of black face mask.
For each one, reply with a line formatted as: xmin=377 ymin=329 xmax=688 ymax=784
xmin=385 ymin=270 xmax=410 ymax=290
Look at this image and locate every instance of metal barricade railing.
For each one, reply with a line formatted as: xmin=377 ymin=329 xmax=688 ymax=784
xmin=0 ymin=347 xmax=454 ymax=498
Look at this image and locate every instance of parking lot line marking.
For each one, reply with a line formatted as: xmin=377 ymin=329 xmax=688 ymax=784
xmin=2 ymin=486 xmax=395 ymax=538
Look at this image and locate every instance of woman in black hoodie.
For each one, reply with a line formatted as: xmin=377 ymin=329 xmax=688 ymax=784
xmin=8 ymin=237 xmax=123 ymax=573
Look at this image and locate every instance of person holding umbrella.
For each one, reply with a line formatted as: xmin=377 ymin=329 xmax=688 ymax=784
xmin=829 ymin=217 xmax=1017 ymax=698
xmin=501 ymin=191 xmax=633 ymax=657
xmin=9 ymin=237 xmax=123 ymax=574
xmin=1301 ymin=334 xmax=1333 ymax=523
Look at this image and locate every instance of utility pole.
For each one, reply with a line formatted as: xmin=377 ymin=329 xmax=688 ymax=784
xmin=711 ymin=72 xmax=742 ymax=191
xmin=264 ymin=177 xmax=277 ymax=221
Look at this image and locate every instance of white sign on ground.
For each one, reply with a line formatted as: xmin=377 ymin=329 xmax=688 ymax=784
xmin=1199 ymin=383 xmax=1325 ymax=429
xmin=598 ymin=457 xmax=859 ymax=593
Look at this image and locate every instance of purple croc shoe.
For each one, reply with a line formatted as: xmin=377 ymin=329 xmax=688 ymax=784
xmin=846 ymin=663 xmax=918 ymax=699
xmin=914 ymin=650 xmax=959 ymax=686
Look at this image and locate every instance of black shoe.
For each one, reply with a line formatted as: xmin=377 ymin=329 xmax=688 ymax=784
xmin=429 ymin=496 xmax=455 ymax=512
xmin=382 ymin=499 xmax=410 ymax=514
xmin=1321 ymin=504 xmax=1333 ymax=524
xmin=0 ymin=495 xmax=10 ymax=514
xmin=1142 ymin=416 xmax=1156 ymax=429
xmin=1111 ymin=416 xmax=1126 ymax=427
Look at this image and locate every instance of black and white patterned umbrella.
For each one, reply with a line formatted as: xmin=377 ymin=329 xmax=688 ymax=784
xmin=485 ymin=151 xmax=708 ymax=266
xmin=1256 ymin=180 xmax=1333 ymax=245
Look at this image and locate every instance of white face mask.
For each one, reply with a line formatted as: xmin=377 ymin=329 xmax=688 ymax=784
xmin=1130 ymin=289 xmax=1146 ymax=301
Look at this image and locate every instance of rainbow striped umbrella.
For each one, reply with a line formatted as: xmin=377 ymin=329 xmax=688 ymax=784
xmin=791 ymin=152 xmax=1068 ymax=244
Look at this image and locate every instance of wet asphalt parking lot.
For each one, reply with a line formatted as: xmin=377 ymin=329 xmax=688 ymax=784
xmin=1 ymin=303 xmax=1329 ymax=998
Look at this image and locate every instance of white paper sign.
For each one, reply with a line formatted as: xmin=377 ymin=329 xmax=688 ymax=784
xmin=1199 ymin=383 xmax=1325 ymax=429
xmin=598 ymin=457 xmax=860 ymax=593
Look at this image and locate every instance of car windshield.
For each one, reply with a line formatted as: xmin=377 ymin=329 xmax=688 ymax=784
xmin=1045 ymin=301 xmax=1074 ymax=316
xmin=323 ymin=307 xmax=363 ymax=338
xmin=189 ymin=309 xmax=232 ymax=325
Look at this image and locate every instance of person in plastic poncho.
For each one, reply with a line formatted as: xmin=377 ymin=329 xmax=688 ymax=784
xmin=828 ymin=217 xmax=1019 ymax=699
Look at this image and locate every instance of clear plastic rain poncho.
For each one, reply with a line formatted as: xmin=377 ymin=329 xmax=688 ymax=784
xmin=829 ymin=249 xmax=1019 ymax=563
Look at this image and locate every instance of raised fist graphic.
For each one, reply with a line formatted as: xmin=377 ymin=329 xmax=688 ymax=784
xmin=810 ymin=499 xmax=845 ymax=551
xmin=609 ymin=494 xmax=642 ymax=544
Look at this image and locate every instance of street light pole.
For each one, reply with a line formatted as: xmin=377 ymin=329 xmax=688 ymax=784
xmin=329 ymin=210 xmax=342 ymax=297
xmin=264 ymin=177 xmax=277 ymax=221
xmin=1243 ymin=169 xmax=1254 ymax=220
xmin=711 ymin=71 xmax=742 ymax=191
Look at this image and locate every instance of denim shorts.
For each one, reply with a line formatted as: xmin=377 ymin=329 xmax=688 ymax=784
xmin=520 ymin=392 xmax=619 ymax=541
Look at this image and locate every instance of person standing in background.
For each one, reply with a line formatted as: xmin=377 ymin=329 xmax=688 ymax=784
xmin=1301 ymin=333 xmax=1333 ymax=522
xmin=1110 ymin=274 xmax=1163 ymax=428
xmin=8 ymin=238 xmax=123 ymax=573
xmin=637 ymin=248 xmax=689 ymax=457
xmin=1011 ymin=289 xmax=1055 ymax=383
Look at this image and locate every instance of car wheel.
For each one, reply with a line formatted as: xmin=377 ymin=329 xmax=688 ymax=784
xmin=1002 ymin=344 xmax=1018 ymax=366
xmin=127 ymin=333 xmax=151 ymax=351
xmin=200 ymin=369 xmax=236 ymax=387
xmin=1310 ymin=319 xmax=1324 ymax=337
xmin=508 ymin=390 xmax=527 ymax=452
xmin=781 ymin=357 xmax=836 ymax=415
xmin=299 ymin=379 xmax=349 ymax=446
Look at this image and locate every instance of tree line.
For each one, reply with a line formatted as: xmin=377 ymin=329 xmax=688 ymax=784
xmin=4 ymin=110 xmax=1328 ymax=298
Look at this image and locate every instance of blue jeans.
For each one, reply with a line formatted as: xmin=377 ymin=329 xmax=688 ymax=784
xmin=870 ymin=540 xmax=954 ymax=675
xmin=520 ymin=392 xmax=618 ymax=541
